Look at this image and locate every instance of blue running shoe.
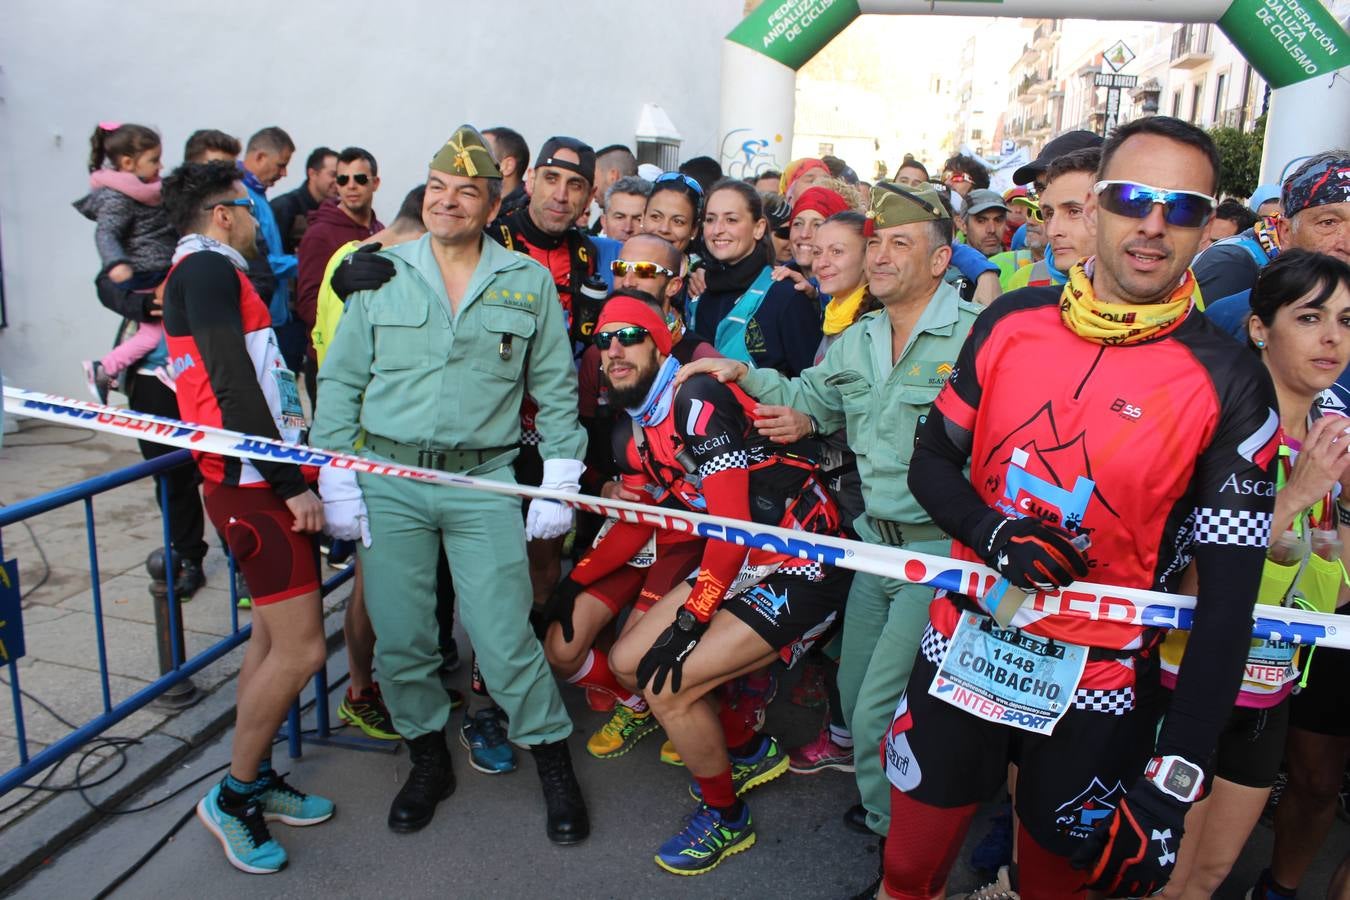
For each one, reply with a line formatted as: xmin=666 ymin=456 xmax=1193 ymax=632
xmin=655 ymin=802 xmax=756 ymax=875
xmin=689 ymin=735 xmax=789 ymax=801
xmin=196 ymin=782 xmax=287 ymax=874
xmin=459 ymin=706 xmax=517 ymax=774
xmin=258 ymin=770 xmax=334 ymax=826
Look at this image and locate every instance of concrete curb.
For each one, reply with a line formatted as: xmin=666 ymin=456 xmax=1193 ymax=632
xmin=0 ymin=604 xmax=349 ymax=893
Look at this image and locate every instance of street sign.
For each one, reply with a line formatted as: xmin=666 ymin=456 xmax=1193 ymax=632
xmin=1094 ymin=73 xmax=1139 ymax=88
xmin=1104 ymin=88 xmax=1122 ymax=135
xmin=1103 ymin=40 xmax=1136 ymax=72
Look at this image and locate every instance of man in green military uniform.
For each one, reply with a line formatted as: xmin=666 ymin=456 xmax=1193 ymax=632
xmin=678 ymin=182 xmax=980 ymax=860
xmin=311 ymin=126 xmax=589 ymax=843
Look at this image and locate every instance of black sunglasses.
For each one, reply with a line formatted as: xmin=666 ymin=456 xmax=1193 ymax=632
xmin=336 ymin=173 xmax=371 ymax=186
xmin=593 ymin=326 xmax=652 ymax=349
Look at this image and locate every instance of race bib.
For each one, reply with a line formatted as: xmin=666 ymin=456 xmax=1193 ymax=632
xmin=727 ymin=561 xmax=782 ymax=597
xmin=592 ymin=518 xmax=656 ymax=568
xmin=271 ymin=368 xmax=305 ymax=432
xmin=929 ymin=612 xmax=1086 ymax=735
xmin=1244 ymin=639 xmax=1298 ymax=688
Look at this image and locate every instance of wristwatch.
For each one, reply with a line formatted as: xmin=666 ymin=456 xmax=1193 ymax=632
xmin=675 ymin=607 xmax=699 ymax=632
xmin=1144 ymin=755 xmax=1204 ymax=803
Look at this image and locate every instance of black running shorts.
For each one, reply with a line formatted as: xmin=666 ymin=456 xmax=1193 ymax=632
xmin=887 ymin=624 xmax=1164 ymax=858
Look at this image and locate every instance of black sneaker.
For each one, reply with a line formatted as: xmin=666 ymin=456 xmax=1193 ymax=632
xmin=175 ymin=558 xmax=206 ymax=600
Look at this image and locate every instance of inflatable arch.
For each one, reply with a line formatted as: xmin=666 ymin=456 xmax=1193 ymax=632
xmin=719 ymin=0 xmax=1350 ymax=184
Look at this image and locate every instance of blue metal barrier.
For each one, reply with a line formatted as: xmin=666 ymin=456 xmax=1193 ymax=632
xmin=0 ymin=449 xmax=352 ymax=797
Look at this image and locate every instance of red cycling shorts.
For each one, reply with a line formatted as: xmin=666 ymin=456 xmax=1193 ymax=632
xmin=203 ymin=482 xmax=320 ymax=606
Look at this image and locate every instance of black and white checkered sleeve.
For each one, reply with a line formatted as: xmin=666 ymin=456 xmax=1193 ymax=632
xmin=1192 ymin=507 xmax=1273 ymax=547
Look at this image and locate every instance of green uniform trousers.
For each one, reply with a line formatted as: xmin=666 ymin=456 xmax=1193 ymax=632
xmin=837 ymin=535 xmax=951 ymax=837
xmin=356 ymin=465 xmax=571 ymax=745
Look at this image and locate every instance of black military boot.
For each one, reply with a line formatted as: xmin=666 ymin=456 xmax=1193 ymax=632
xmin=531 ymin=739 xmax=589 ymax=844
xmin=388 ymin=731 xmax=455 ymax=833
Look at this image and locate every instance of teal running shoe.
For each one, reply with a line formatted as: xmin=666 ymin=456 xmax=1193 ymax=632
xmin=196 ymin=782 xmax=287 ymax=874
xmin=257 ymin=770 xmax=334 ymax=826
xmin=459 ymin=706 xmax=517 ymax=774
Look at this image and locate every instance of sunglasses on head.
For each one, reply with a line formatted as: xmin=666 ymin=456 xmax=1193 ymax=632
xmin=1093 ymin=180 xmax=1215 ymax=229
xmin=203 ymin=197 xmax=256 ymax=215
xmin=654 ymin=171 xmax=704 ymax=195
xmin=336 ymin=173 xmax=371 ymax=186
xmin=611 ymin=259 xmax=675 ymax=278
xmin=593 ymin=325 xmax=652 ymax=349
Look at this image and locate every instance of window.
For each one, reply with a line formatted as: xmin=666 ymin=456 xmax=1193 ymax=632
xmin=971 ymin=129 xmax=983 ymax=140
xmin=817 ymin=142 xmax=834 ymax=157
xmin=1171 ymin=90 xmax=1183 ymax=117
xmin=1213 ymin=71 xmax=1228 ymax=122
xmin=1190 ymin=80 xmax=1204 ymax=123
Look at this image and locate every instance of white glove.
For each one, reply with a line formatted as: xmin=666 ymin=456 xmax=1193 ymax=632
xmin=318 ymin=466 xmax=371 ymax=547
xmin=526 ymin=458 xmax=583 ymax=541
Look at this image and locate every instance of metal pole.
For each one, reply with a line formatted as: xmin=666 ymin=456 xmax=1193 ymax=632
xmin=146 ymin=545 xmax=199 ymax=710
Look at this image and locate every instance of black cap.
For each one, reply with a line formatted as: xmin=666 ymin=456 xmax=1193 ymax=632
xmin=1013 ymin=130 xmax=1104 ymax=185
xmin=535 ymin=136 xmax=596 ymax=185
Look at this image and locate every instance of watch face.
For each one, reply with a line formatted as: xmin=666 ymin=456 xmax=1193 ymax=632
xmin=1166 ymin=764 xmax=1197 ymax=794
xmin=677 ymin=609 xmax=696 ymax=630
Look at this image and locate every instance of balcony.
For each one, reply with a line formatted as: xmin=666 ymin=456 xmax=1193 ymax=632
xmin=1016 ymin=73 xmax=1042 ymax=99
xmin=1171 ymin=24 xmax=1213 ymax=68
xmin=1033 ymin=21 xmax=1061 ymax=51
xmin=1030 ymin=77 xmax=1054 ymax=96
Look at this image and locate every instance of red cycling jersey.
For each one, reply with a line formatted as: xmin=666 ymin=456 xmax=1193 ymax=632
xmin=913 ymin=287 xmax=1279 ymax=692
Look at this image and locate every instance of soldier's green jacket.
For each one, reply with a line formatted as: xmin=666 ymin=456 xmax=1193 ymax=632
xmin=311 ymin=234 xmax=585 ymax=464
xmin=739 ymin=280 xmax=981 ymax=527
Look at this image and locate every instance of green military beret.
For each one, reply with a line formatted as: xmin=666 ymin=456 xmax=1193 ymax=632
xmin=866 ymin=180 xmax=949 ymax=234
xmin=431 ymin=125 xmax=502 ymax=179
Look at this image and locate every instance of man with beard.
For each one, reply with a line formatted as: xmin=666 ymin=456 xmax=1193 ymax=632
xmin=960 ymin=189 xmax=1010 ymax=257
xmin=550 ymin=293 xmax=851 ymax=875
xmin=675 ymin=181 xmax=981 ymax=882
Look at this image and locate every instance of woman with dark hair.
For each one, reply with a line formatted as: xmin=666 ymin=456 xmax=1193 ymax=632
xmin=642 ymin=172 xmax=702 ymax=255
xmin=1160 ymin=249 xmax=1350 ymax=900
xmin=687 ymin=179 xmax=820 ymax=376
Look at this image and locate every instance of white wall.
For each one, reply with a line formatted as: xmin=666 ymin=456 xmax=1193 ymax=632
xmin=0 ymin=0 xmax=741 ymax=398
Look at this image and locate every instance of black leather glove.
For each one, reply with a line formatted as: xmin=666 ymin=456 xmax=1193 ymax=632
xmin=636 ymin=607 xmax=709 ymax=695
xmin=1071 ymin=779 xmax=1188 ymax=897
xmin=542 ymin=576 xmax=585 ymax=644
xmin=330 ymin=243 xmax=395 ymax=300
xmin=977 ymin=515 xmax=1088 ymax=591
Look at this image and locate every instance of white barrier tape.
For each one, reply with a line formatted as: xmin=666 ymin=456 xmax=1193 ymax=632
xmin=6 ymin=385 xmax=1348 ymax=650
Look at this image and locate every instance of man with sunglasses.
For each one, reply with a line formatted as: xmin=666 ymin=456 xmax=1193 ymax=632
xmin=553 ymin=293 xmax=850 ymax=875
xmin=296 ymin=147 xmax=383 ymax=386
xmin=311 ymin=125 xmax=590 ymax=846
xmin=880 ymin=116 xmax=1279 ymax=899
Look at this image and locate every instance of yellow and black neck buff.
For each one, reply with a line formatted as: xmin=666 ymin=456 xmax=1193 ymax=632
xmin=1059 ymin=259 xmax=1198 ymax=346
xmin=1254 ymin=215 xmax=1283 ymax=259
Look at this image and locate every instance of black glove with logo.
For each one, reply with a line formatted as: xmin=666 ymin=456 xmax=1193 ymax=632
xmin=542 ymin=576 xmax=585 ymax=644
xmin=976 ymin=515 xmax=1089 ymax=591
xmin=636 ymin=607 xmax=709 ymax=695
xmin=330 ymin=243 xmax=395 ymax=300
xmin=1070 ymin=779 xmax=1188 ymax=897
